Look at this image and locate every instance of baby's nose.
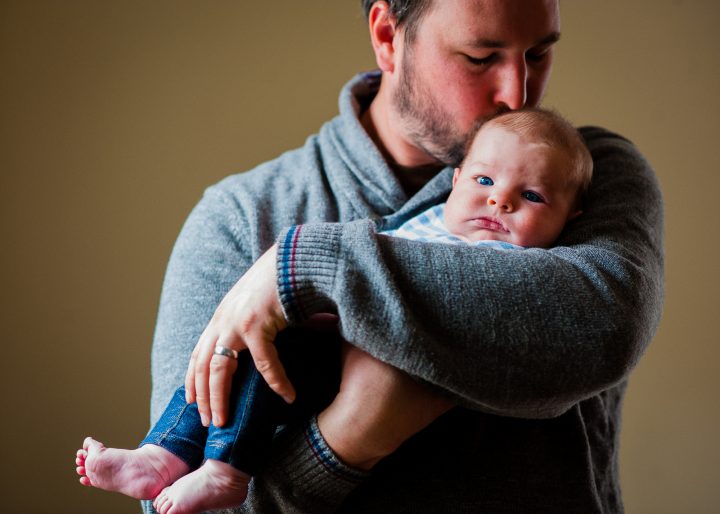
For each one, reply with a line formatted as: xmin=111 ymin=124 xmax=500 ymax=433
xmin=488 ymin=196 xmax=513 ymax=212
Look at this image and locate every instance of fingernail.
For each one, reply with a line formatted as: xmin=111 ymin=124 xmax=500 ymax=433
xmin=212 ymin=415 xmax=219 ymax=426
xmin=200 ymin=414 xmax=209 ymax=426
xmin=282 ymin=394 xmax=294 ymax=404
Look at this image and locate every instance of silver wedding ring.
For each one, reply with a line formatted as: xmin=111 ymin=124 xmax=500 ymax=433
xmin=213 ymin=345 xmax=239 ymax=360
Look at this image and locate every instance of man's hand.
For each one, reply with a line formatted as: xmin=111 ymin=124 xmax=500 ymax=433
xmin=184 ymin=244 xmax=292 ymax=427
xmin=318 ymin=343 xmax=454 ymax=470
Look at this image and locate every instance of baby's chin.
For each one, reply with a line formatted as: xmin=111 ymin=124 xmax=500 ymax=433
xmin=454 ymin=222 xmax=557 ymax=248
xmin=461 ymin=230 xmax=517 ymax=245
xmin=464 ymin=232 xmax=550 ymax=248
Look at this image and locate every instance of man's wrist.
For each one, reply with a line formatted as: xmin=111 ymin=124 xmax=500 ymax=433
xmin=276 ymin=223 xmax=343 ymax=324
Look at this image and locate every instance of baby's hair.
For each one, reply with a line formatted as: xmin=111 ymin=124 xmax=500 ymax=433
xmin=467 ymin=108 xmax=593 ymax=203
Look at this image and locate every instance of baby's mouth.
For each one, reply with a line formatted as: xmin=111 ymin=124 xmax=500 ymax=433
xmin=470 ymin=216 xmax=509 ymax=233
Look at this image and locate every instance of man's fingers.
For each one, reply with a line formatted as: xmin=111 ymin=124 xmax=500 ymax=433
xmin=250 ymin=340 xmax=296 ymax=404
xmin=193 ymin=336 xmax=217 ymax=426
xmin=187 ymin=324 xmax=216 ymax=404
xmin=209 ymin=354 xmax=237 ymax=427
xmin=184 ymin=346 xmax=200 ymax=403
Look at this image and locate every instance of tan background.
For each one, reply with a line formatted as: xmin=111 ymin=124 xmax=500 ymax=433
xmin=1 ymin=1 xmax=718 ymax=513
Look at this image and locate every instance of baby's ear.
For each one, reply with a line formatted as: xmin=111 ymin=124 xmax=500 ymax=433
xmin=452 ymin=168 xmax=462 ymax=186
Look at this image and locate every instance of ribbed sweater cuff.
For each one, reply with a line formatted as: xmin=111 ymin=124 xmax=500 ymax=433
xmin=253 ymin=416 xmax=369 ymax=512
xmin=277 ymin=224 xmax=342 ymax=324
xmin=286 ymin=415 xmax=370 ymax=485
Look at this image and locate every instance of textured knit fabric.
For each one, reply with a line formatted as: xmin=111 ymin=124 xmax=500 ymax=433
xmin=145 ymin=71 xmax=664 ymax=514
xmin=381 ymin=202 xmax=524 ymax=249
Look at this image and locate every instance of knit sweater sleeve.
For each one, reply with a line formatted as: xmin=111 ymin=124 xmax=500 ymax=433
xmin=276 ymin=128 xmax=664 ymax=418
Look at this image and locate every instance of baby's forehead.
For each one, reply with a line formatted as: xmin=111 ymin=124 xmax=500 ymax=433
xmin=473 ymin=122 xmax=554 ymax=147
xmin=465 ymin=125 xmax=570 ymax=164
xmin=463 ymin=137 xmax=580 ymax=190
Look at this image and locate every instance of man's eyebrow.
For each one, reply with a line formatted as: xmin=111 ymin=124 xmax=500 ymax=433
xmin=468 ymin=32 xmax=561 ymax=49
xmin=537 ymin=31 xmax=561 ymax=47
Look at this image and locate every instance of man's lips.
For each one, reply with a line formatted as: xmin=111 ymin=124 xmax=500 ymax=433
xmin=469 ymin=216 xmax=509 ymax=232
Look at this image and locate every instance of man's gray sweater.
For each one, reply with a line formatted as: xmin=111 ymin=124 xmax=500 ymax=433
xmin=146 ymin=72 xmax=664 ymax=513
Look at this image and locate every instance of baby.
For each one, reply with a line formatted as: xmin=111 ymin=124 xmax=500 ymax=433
xmin=75 ymin=108 xmax=592 ymax=514
xmin=384 ymin=107 xmax=592 ymax=249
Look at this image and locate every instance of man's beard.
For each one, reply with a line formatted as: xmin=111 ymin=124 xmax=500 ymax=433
xmin=394 ymin=50 xmax=469 ymax=167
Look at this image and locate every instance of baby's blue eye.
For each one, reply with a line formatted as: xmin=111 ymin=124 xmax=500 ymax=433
xmin=522 ymin=191 xmax=544 ymax=203
xmin=476 ymin=176 xmax=494 ymax=186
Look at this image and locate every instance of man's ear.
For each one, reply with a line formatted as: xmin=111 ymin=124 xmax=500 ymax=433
xmin=452 ymin=167 xmax=462 ymax=186
xmin=368 ymin=1 xmax=398 ymax=73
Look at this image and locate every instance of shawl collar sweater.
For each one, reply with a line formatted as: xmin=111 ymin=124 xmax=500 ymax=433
xmin=147 ymin=72 xmax=664 ymax=514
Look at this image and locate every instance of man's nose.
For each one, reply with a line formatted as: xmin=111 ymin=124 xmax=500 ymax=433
xmin=488 ymin=194 xmax=514 ymax=212
xmin=493 ymin=57 xmax=527 ymax=111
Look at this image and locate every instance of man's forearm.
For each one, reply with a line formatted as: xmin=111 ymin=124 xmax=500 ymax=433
xmin=276 ymin=128 xmax=664 ymax=417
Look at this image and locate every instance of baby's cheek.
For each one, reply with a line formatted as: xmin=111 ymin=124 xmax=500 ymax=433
xmin=523 ymin=218 xmax=560 ymax=248
xmin=444 ymin=211 xmax=463 ymax=235
xmin=511 ymin=219 xmax=532 ymax=242
xmin=443 ymin=201 xmax=463 ymax=231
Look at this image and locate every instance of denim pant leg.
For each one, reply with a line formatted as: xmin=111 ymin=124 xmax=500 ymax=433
xmin=204 ymin=327 xmax=343 ymax=476
xmin=140 ymin=385 xmax=206 ymax=469
xmin=204 ymin=352 xmax=286 ymax=475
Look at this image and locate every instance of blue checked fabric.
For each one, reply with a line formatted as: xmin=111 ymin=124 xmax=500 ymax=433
xmin=382 ymin=204 xmax=524 ymax=250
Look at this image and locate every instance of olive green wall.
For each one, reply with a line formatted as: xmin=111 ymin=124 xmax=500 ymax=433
xmin=1 ymin=1 xmax=717 ymax=512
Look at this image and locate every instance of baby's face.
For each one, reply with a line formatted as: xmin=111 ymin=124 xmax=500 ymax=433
xmin=444 ymin=125 xmax=580 ymax=248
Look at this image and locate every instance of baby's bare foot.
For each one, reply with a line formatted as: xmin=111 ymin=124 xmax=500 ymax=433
xmin=75 ymin=437 xmax=190 ymax=500
xmin=152 ymin=459 xmax=250 ymax=514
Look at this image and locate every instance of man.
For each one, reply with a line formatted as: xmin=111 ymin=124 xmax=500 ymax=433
xmin=149 ymin=1 xmax=664 ymax=512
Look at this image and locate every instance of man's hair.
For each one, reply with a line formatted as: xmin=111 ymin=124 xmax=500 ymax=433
xmin=361 ymin=0 xmax=434 ymax=42
xmin=469 ymin=109 xmax=594 ymax=201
